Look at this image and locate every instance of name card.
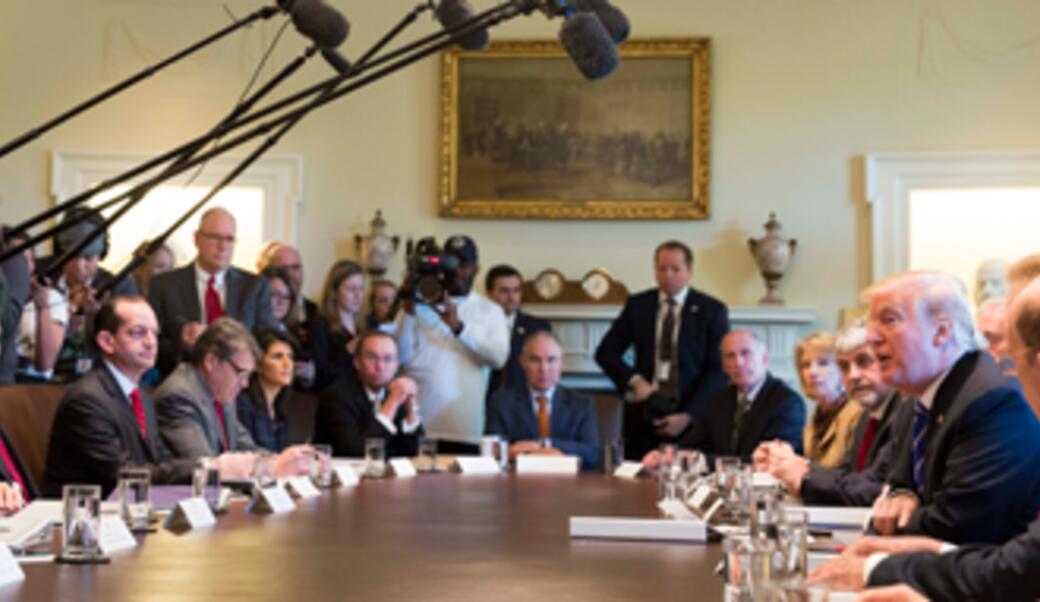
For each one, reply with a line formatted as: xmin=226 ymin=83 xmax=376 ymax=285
xmin=516 ymin=455 xmax=580 ymax=475
xmin=753 ymin=472 xmax=779 ymax=489
xmin=164 ymin=498 xmax=216 ymax=531
xmin=657 ymin=499 xmax=697 ymax=520
xmin=332 ymin=465 xmax=360 ymax=487
xmin=613 ymin=461 xmax=645 ymax=479
xmin=98 ymin=516 xmax=137 ymax=555
xmin=569 ymin=516 xmax=707 ymax=543
xmin=0 ymin=546 xmax=24 ymax=586
xmin=248 ymin=485 xmax=295 ymax=515
xmin=788 ymin=505 xmax=872 ymax=530
xmin=282 ymin=477 xmax=321 ymax=499
xmin=388 ymin=459 xmax=417 ymax=478
xmin=453 ymin=456 xmax=502 ymax=475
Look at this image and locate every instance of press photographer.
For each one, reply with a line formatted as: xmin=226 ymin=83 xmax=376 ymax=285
xmin=393 ymin=235 xmax=509 ymax=453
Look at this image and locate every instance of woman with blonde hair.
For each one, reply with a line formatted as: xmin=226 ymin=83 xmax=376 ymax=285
xmin=797 ymin=331 xmax=862 ymax=468
xmin=309 ymin=260 xmax=366 ymax=390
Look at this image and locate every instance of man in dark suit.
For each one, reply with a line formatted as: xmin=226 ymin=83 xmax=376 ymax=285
xmin=642 ymin=329 xmax=803 ymax=468
xmin=313 ymin=331 xmax=423 ymax=458
xmin=148 ymin=207 xmax=275 ymax=376
xmin=595 ymin=240 xmax=729 ymax=460
xmin=755 ymin=319 xmax=906 ymax=507
xmin=809 ymin=271 xmax=1040 ymax=600
xmin=484 ymin=264 xmax=551 ymax=400
xmin=43 ymin=297 xmax=197 ymax=498
xmin=487 ymin=330 xmax=600 ymax=468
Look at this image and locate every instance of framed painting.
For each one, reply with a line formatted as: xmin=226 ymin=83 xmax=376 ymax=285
xmin=439 ymin=38 xmax=711 ymax=220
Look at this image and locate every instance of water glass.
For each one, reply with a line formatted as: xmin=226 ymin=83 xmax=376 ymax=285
xmin=602 ymin=439 xmax=624 ymax=475
xmin=479 ymin=435 xmax=508 ymax=470
xmin=657 ymin=444 xmax=679 ymax=500
xmin=722 ymin=535 xmax=775 ymax=601
xmin=251 ymin=450 xmax=275 ymax=488
xmin=118 ymin=466 xmax=152 ymax=531
xmin=416 ymin=437 xmax=438 ymax=473
xmin=192 ymin=458 xmax=222 ymax=511
xmin=365 ymin=438 xmax=386 ymax=478
xmin=312 ymin=444 xmax=333 ymax=488
xmin=773 ymin=510 xmax=810 ymax=581
xmin=61 ymin=484 xmax=103 ymax=562
xmin=757 ymin=581 xmax=829 ymax=602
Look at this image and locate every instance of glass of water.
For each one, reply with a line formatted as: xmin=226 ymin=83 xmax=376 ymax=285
xmin=60 ymin=484 xmax=103 ymax=562
xmin=193 ymin=458 xmax=222 ymax=511
xmin=311 ymin=444 xmax=334 ymax=488
xmin=365 ymin=438 xmax=386 ymax=478
xmin=416 ymin=437 xmax=438 ymax=473
xmin=657 ymin=444 xmax=680 ymax=500
xmin=118 ymin=466 xmax=152 ymax=532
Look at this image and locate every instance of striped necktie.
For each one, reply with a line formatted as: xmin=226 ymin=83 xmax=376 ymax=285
xmin=911 ymin=399 xmax=930 ymax=495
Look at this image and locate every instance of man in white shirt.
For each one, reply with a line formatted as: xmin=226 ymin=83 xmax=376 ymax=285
xmin=394 ymin=235 xmax=509 ymax=452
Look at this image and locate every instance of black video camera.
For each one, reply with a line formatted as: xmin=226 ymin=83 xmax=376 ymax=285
xmin=400 ymin=237 xmax=460 ymax=304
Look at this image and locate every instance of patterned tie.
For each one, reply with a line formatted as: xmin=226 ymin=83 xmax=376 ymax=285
xmin=731 ymin=394 xmax=751 ymax=450
xmin=129 ymin=388 xmax=147 ymax=438
xmin=213 ymin=401 xmax=229 ymax=452
xmin=204 ymin=275 xmax=223 ymax=324
xmin=855 ymin=416 xmax=880 ymax=472
xmin=658 ymin=298 xmax=678 ymax=399
xmin=0 ymin=437 xmax=29 ymax=501
xmin=536 ymin=396 xmax=551 ymax=440
xmin=911 ymin=400 xmax=930 ymax=495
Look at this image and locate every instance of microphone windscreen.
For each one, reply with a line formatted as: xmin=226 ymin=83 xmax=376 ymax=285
xmin=321 ymin=48 xmax=352 ymax=75
xmin=572 ymin=0 xmax=630 ymax=44
xmin=435 ymin=0 xmax=490 ymax=51
xmin=558 ymin=13 xmax=619 ymax=81
xmin=291 ymin=0 xmax=350 ymax=49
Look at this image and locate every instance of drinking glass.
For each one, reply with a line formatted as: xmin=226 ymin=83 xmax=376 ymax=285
xmin=193 ymin=458 xmax=222 ymax=511
xmin=602 ymin=439 xmax=624 ymax=475
xmin=365 ymin=438 xmax=386 ymax=478
xmin=118 ymin=466 xmax=152 ymax=531
xmin=312 ymin=444 xmax=333 ymax=488
xmin=416 ymin=437 xmax=438 ymax=473
xmin=61 ymin=484 xmax=103 ymax=562
xmin=722 ymin=535 xmax=775 ymax=602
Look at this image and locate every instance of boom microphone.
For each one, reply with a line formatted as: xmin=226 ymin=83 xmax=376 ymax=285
xmin=320 ymin=48 xmax=353 ymax=74
xmin=435 ymin=0 xmax=490 ymax=51
xmin=558 ymin=12 xmax=618 ymax=81
xmin=280 ymin=0 xmax=349 ymax=49
xmin=571 ymin=0 xmax=630 ymax=44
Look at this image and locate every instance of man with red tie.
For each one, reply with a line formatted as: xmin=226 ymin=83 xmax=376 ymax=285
xmin=753 ymin=319 xmax=906 ymax=506
xmin=43 ymin=297 xmax=201 ymax=497
xmin=147 ymin=207 xmax=275 ymax=376
xmin=153 ymin=317 xmax=311 ymax=472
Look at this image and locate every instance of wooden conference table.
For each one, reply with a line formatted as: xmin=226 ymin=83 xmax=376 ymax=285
xmin=0 ymin=473 xmax=723 ymax=601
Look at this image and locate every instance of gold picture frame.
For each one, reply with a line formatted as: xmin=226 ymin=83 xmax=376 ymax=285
xmin=439 ymin=38 xmax=712 ymax=220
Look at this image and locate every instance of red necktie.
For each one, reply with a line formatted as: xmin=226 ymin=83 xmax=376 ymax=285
xmin=213 ymin=401 xmax=229 ymax=452
xmin=0 ymin=437 xmax=30 ymax=501
xmin=130 ymin=388 xmax=147 ymax=438
xmin=205 ymin=275 xmax=224 ymax=324
xmin=855 ymin=416 xmax=880 ymax=472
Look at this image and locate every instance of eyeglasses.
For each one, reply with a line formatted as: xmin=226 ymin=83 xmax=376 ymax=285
xmin=199 ymin=232 xmax=236 ymax=244
xmin=223 ymin=356 xmax=253 ymax=381
xmin=270 ymin=293 xmax=292 ymax=302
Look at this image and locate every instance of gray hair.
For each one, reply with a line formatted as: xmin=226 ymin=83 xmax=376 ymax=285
xmin=191 ymin=317 xmax=261 ymax=365
xmin=522 ymin=329 xmax=563 ymax=356
xmin=862 ymin=271 xmax=977 ymax=353
xmin=834 ymin=317 xmax=869 ymax=355
xmin=720 ymin=328 xmax=766 ymax=353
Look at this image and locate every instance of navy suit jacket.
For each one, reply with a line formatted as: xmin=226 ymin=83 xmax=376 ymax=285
xmin=677 ymin=374 xmax=805 ymax=464
xmin=486 ymin=311 xmax=551 ymax=400
xmin=148 ymin=264 xmax=275 ymax=376
xmin=486 ymin=385 xmax=601 ymax=469
xmin=884 ymin=351 xmax=1040 ymax=545
xmin=595 ymin=287 xmax=729 ymax=417
xmin=43 ymin=365 xmax=195 ymax=498
xmin=801 ymin=394 xmax=907 ymax=507
xmin=869 ymin=518 xmax=1040 ymax=601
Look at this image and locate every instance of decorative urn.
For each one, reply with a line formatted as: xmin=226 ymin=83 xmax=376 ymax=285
xmin=747 ymin=212 xmax=797 ymax=306
xmin=354 ymin=210 xmax=400 ymax=276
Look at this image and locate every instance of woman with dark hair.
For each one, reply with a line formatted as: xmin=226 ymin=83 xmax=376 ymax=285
xmin=262 ymin=265 xmax=315 ymax=388
xmin=235 ymin=328 xmax=296 ymax=452
xmin=309 ymin=260 xmax=366 ymax=391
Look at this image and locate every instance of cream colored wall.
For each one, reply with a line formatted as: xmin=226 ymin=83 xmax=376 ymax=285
xmin=4 ymin=1 xmax=1040 ymax=330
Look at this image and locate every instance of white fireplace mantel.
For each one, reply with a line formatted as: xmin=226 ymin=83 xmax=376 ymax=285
xmin=528 ymin=304 xmax=818 ymax=391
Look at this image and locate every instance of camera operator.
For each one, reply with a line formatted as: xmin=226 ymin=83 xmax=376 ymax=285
xmin=394 ymin=235 xmax=509 ymax=453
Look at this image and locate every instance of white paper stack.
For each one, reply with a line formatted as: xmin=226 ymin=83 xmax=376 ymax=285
xmin=569 ymin=516 xmax=708 ymax=543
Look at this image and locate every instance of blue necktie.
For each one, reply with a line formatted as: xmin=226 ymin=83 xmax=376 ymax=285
xmin=911 ymin=399 xmax=930 ymax=495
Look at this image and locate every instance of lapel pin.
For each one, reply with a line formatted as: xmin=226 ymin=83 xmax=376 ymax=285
xmin=936 ymin=415 xmax=944 ymax=426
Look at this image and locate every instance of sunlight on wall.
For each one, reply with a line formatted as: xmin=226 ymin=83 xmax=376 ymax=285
xmin=87 ymin=184 xmax=265 ymax=274
xmin=909 ymin=187 xmax=1040 ymax=303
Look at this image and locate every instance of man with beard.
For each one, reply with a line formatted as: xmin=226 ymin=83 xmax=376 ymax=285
xmin=394 ymin=236 xmax=509 ymax=453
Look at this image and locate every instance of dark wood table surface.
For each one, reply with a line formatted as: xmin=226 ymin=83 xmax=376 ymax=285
xmin=0 ymin=474 xmax=723 ymax=601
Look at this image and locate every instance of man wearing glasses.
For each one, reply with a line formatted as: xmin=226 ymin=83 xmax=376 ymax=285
xmin=154 ymin=317 xmax=311 ymax=477
xmin=148 ymin=207 xmax=275 ymax=376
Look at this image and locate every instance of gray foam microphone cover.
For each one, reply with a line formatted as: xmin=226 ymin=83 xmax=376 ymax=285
xmin=558 ymin=12 xmax=619 ymax=81
xmin=435 ymin=0 xmax=490 ymax=51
